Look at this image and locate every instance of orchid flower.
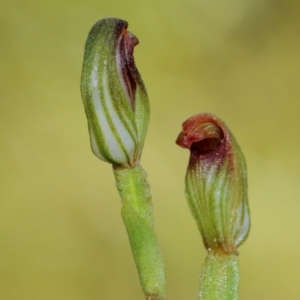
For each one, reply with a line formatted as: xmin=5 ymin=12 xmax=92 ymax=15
xmin=81 ymin=18 xmax=149 ymax=166
xmin=176 ymin=113 xmax=250 ymax=300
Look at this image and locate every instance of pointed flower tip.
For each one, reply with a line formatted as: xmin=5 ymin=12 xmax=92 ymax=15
xmin=81 ymin=18 xmax=150 ymax=166
xmin=177 ymin=113 xmax=250 ymax=253
xmin=176 ymin=113 xmax=226 ymax=154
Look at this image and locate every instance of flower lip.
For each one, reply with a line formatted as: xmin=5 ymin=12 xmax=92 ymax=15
xmin=176 ymin=114 xmax=226 ymax=155
xmin=116 ymin=24 xmax=140 ymax=110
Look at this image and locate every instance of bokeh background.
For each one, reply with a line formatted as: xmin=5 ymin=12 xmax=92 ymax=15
xmin=1 ymin=0 xmax=300 ymax=299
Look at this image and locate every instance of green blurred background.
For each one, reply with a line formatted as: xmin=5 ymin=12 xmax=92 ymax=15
xmin=1 ymin=0 xmax=300 ymax=299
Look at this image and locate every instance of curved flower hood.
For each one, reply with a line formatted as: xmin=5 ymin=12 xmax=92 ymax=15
xmin=176 ymin=114 xmax=250 ymax=253
xmin=81 ymin=18 xmax=150 ymax=166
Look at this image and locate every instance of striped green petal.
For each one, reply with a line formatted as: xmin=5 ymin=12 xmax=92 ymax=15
xmin=81 ymin=18 xmax=149 ymax=165
xmin=176 ymin=114 xmax=250 ymax=253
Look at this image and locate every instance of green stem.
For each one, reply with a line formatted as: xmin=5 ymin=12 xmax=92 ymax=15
xmin=199 ymin=252 xmax=239 ymax=300
xmin=113 ymin=164 xmax=167 ymax=300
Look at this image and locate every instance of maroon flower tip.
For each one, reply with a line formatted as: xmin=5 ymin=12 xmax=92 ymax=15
xmin=116 ymin=25 xmax=142 ymax=110
xmin=176 ymin=114 xmax=228 ymax=155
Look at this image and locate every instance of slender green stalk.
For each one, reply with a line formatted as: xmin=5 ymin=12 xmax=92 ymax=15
xmin=199 ymin=252 xmax=239 ymax=300
xmin=113 ymin=164 xmax=166 ymax=300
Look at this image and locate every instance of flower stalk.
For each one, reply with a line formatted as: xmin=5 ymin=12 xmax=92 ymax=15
xmin=113 ymin=164 xmax=166 ymax=299
xmin=176 ymin=113 xmax=250 ymax=299
xmin=81 ymin=18 xmax=166 ymax=299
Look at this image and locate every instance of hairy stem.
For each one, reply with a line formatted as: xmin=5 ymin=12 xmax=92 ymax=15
xmin=113 ymin=164 xmax=167 ymax=300
xmin=199 ymin=252 xmax=239 ymax=300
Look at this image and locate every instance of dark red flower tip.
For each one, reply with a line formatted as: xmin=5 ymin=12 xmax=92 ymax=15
xmin=176 ymin=114 xmax=228 ymax=155
xmin=115 ymin=20 xmax=147 ymax=112
xmin=116 ymin=25 xmax=139 ymax=109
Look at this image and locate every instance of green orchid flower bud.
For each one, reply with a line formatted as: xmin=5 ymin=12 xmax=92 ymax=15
xmin=176 ymin=114 xmax=250 ymax=254
xmin=81 ymin=18 xmax=150 ymax=166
